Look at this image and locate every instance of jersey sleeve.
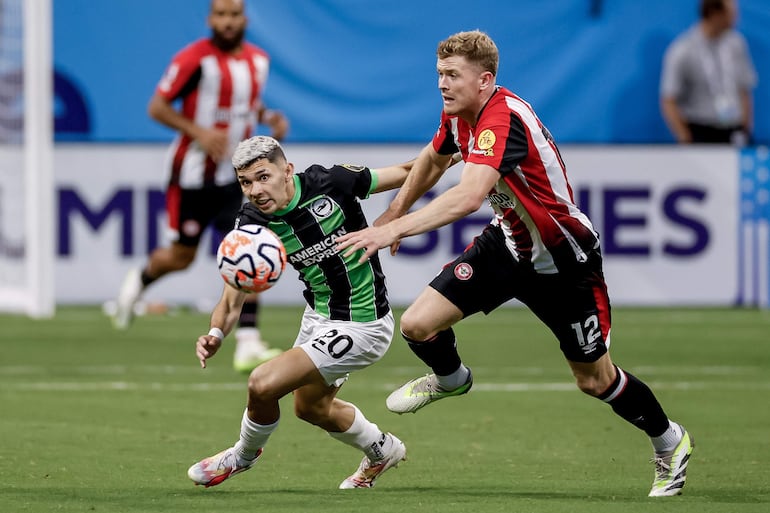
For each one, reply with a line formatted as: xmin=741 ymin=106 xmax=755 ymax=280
xmin=468 ymin=112 xmax=528 ymax=177
xmin=328 ymin=164 xmax=374 ymax=199
xmin=431 ymin=112 xmax=461 ymax=156
xmin=235 ymin=203 xmax=269 ymax=228
xmin=734 ymin=34 xmax=758 ymax=91
xmin=660 ymin=38 xmax=686 ymax=99
xmin=156 ymin=42 xmax=203 ymax=101
xmin=248 ymin=45 xmax=270 ymax=92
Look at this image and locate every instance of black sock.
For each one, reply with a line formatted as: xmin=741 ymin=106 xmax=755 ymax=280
xmin=239 ymin=299 xmax=260 ymax=328
xmin=402 ymin=328 xmax=462 ymax=376
xmin=140 ymin=269 xmax=157 ymax=287
xmin=599 ymin=365 xmax=670 ymax=437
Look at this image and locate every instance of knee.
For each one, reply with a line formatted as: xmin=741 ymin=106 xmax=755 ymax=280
xmin=246 ymin=369 xmax=279 ymax=403
xmin=570 ymin=355 xmax=616 ymax=397
xmin=574 ymin=375 xmax=605 ymax=396
xmin=573 ymin=369 xmax=615 ymax=397
xmin=399 ymin=309 xmax=433 ymax=341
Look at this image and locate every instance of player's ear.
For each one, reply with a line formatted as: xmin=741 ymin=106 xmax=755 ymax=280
xmin=479 ymin=70 xmax=494 ymax=91
xmin=285 ymin=162 xmax=294 ymax=181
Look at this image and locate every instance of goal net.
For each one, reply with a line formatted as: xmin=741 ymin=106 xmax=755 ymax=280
xmin=0 ymin=0 xmax=54 ymax=316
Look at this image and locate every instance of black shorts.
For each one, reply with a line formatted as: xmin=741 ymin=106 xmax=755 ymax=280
xmin=429 ymin=224 xmax=611 ymax=363
xmin=166 ymin=182 xmax=244 ymax=247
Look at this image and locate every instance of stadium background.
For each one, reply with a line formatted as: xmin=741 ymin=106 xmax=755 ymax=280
xmin=41 ymin=0 xmax=770 ymax=308
xmin=53 ymin=0 xmax=769 ymax=144
xmin=4 ymin=5 xmax=768 ymax=511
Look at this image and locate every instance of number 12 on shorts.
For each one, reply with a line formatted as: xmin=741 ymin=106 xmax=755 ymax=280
xmin=570 ymin=314 xmax=600 ymax=355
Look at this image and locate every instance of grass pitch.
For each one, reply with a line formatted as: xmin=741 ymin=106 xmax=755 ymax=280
xmin=1 ymin=305 xmax=769 ymax=512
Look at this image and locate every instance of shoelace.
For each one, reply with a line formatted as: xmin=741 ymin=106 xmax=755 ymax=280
xmin=409 ymin=374 xmax=437 ymax=394
xmin=217 ymin=451 xmax=237 ymax=471
xmin=651 ymin=455 xmax=672 ymax=479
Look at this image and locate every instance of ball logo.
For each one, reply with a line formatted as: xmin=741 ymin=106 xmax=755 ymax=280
xmin=454 ymin=263 xmax=473 ymax=281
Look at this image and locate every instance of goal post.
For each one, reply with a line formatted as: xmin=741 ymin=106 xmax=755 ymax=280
xmin=0 ymin=0 xmax=54 ymax=317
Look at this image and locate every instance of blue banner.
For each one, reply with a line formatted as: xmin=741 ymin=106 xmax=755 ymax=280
xmin=52 ymin=0 xmax=769 ymax=144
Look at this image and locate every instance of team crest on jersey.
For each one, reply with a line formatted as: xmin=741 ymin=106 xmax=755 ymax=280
xmin=477 ymin=129 xmax=496 ymax=154
xmin=454 ymin=263 xmax=473 ymax=281
xmin=310 ymin=198 xmax=334 ymax=219
xmin=340 ymin=164 xmax=365 ymax=172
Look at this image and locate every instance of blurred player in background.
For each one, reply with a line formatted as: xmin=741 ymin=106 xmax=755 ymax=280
xmin=188 ymin=136 xmax=413 ymax=489
xmin=337 ymin=30 xmax=694 ymax=497
xmin=112 ymin=0 xmax=288 ymax=372
xmin=660 ymin=0 xmax=757 ymax=145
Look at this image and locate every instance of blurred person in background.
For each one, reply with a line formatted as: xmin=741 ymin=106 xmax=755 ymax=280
xmin=660 ymin=0 xmax=757 ymax=145
xmin=112 ymin=0 xmax=289 ymax=373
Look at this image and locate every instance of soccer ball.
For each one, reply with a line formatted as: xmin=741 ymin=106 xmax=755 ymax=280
xmin=217 ymin=225 xmax=287 ymax=293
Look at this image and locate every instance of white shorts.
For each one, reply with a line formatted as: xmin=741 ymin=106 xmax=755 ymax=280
xmin=294 ymin=306 xmax=394 ymax=387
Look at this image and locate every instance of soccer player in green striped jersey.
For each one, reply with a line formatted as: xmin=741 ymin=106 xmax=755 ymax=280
xmin=187 ymin=135 xmax=416 ymax=489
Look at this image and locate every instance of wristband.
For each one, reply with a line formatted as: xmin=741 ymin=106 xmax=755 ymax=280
xmin=208 ymin=327 xmax=225 ymax=340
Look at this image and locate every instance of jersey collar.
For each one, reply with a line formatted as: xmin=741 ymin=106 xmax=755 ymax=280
xmin=274 ymin=175 xmax=301 ymax=216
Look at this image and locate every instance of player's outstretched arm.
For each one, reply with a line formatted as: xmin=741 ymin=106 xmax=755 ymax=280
xmin=381 ymin=143 xmax=455 ymax=219
xmin=370 ymin=159 xmax=415 ymax=193
xmin=196 ymin=285 xmax=247 ymax=368
xmin=336 ymin=161 xmax=497 ymax=263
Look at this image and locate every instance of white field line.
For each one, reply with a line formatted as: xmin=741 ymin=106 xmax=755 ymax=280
xmin=1 ymin=365 xmax=767 ymax=392
xmin=0 ymin=364 xmax=763 ymax=376
xmin=2 ymin=380 xmax=769 ymax=393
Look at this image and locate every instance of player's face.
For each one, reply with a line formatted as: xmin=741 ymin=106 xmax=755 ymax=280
xmin=208 ymin=0 xmax=247 ymax=52
xmin=437 ymin=56 xmax=490 ymax=122
xmin=237 ymin=158 xmax=294 ymax=214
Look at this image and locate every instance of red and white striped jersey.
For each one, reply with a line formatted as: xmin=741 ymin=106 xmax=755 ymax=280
xmin=156 ymin=38 xmax=270 ymax=188
xmin=432 ymin=86 xmax=600 ymax=274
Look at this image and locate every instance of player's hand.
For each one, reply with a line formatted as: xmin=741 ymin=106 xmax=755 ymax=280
xmin=196 ymin=128 xmax=229 ymax=162
xmin=336 ymin=225 xmax=398 ymax=263
xmin=373 ymin=211 xmax=401 ymax=256
xmin=196 ymin=334 xmax=223 ymax=369
xmin=265 ymin=110 xmax=289 ymax=141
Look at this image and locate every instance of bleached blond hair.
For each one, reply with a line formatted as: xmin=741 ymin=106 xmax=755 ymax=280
xmin=232 ymin=136 xmax=287 ymax=171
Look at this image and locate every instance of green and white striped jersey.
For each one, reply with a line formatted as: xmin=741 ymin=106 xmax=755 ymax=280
xmin=236 ymin=164 xmax=389 ymax=322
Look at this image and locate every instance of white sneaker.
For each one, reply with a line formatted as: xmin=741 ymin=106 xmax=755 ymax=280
xmin=339 ymin=433 xmax=406 ymax=489
xmin=386 ymin=370 xmax=473 ymax=414
xmin=233 ymin=328 xmax=282 ymax=373
xmin=112 ymin=268 xmax=143 ymax=330
xmin=648 ymin=428 xmax=695 ymax=497
xmin=187 ymin=446 xmax=262 ymax=488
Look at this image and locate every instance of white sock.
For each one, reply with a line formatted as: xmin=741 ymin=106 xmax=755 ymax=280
xmin=234 ymin=328 xmax=270 ymax=359
xmin=234 ymin=409 xmax=278 ymax=464
xmin=328 ymin=405 xmax=391 ymax=462
xmin=436 ymin=364 xmax=470 ymax=391
xmin=651 ymin=420 xmax=683 ymax=453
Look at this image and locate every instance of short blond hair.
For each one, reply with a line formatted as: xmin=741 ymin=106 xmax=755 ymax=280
xmin=437 ymin=30 xmax=498 ymax=76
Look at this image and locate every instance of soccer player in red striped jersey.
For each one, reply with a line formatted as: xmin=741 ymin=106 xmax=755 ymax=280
xmin=337 ymin=30 xmax=694 ymax=497
xmin=113 ymin=0 xmax=288 ymax=373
